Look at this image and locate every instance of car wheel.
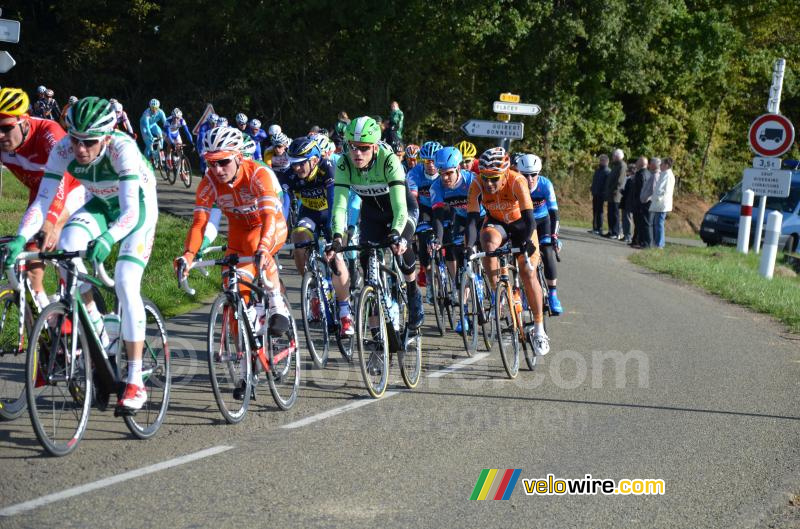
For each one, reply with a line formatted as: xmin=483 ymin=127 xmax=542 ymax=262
xmin=783 ymin=234 xmax=798 ymax=253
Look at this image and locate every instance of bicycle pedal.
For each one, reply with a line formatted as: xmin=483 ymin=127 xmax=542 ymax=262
xmin=114 ymin=405 xmax=137 ymax=417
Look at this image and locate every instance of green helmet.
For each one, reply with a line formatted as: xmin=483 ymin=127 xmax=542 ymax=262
xmin=66 ymin=97 xmax=116 ymax=137
xmin=240 ymin=135 xmax=257 ymax=159
xmin=344 ymin=116 xmax=381 ymax=144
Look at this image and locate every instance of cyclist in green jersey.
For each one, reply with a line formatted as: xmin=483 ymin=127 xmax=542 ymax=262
xmin=326 ymin=116 xmax=424 ymax=332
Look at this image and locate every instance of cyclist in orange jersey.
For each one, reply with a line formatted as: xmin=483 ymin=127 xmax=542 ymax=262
xmin=465 ymin=147 xmax=549 ymax=355
xmin=176 ymin=126 xmax=290 ymax=335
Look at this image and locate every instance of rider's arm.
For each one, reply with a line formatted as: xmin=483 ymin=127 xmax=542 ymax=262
xmin=17 ymin=175 xmax=62 ymax=241
xmin=545 ymin=178 xmax=559 ymax=236
xmin=465 ymin=178 xmax=482 ymax=248
xmin=253 ymin=166 xmax=285 ymax=254
xmin=430 ymin=181 xmax=447 ymax=241
xmin=184 ymin=178 xmax=214 ymax=255
xmin=106 ymin=178 xmax=141 ymax=243
xmin=512 ymin=176 xmax=537 ymax=244
xmin=181 ymin=122 xmax=193 ymax=145
xmin=385 ymin=152 xmax=408 ymax=235
xmin=331 ymin=160 xmax=351 ymax=239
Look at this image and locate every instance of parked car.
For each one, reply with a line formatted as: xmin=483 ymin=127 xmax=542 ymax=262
xmin=700 ymin=161 xmax=800 ymax=252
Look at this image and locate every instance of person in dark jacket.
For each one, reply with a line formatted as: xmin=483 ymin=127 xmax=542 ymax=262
xmin=620 ymin=163 xmax=637 ymax=243
xmin=604 ymin=148 xmax=626 ymax=239
xmin=590 ymin=154 xmax=610 ymax=234
xmin=630 ymin=156 xmax=648 ymax=247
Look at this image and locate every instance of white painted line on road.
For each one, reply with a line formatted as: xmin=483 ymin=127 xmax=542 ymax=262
xmin=281 ymin=391 xmax=399 ymax=429
xmin=427 ymin=353 xmax=489 ymax=379
xmin=0 ymin=445 xmax=233 ymax=517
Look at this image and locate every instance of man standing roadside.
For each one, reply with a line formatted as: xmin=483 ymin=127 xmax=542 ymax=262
xmin=637 ymin=157 xmax=660 ymax=248
xmin=630 ymin=156 xmax=648 ymax=247
xmin=620 ymin=163 xmax=636 ymax=243
xmin=590 ymin=154 xmax=610 ymax=234
xmin=604 ymin=148 xmax=626 ymax=239
xmin=389 ymin=101 xmax=404 ymax=143
xmin=650 ymin=157 xmax=675 ymax=249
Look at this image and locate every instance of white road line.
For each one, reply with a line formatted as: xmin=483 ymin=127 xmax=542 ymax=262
xmin=427 ymin=353 xmax=489 ymax=378
xmin=0 ymin=445 xmax=233 ymax=517
xmin=281 ymin=391 xmax=399 ymax=429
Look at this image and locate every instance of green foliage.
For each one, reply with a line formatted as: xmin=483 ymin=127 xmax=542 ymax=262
xmin=6 ymin=0 xmax=800 ymax=198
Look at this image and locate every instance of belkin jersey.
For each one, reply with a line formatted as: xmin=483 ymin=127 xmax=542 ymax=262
xmin=430 ymin=170 xmax=484 ymax=218
xmin=529 ymin=175 xmax=558 ymax=219
xmin=406 ymin=163 xmax=438 ymax=209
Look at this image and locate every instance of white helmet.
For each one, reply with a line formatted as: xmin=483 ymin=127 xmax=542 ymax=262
xmin=202 ymin=126 xmax=244 ymax=156
xmin=235 ymin=113 xmax=248 ymax=125
xmin=217 ymin=117 xmax=228 ymax=127
xmin=315 ymin=135 xmax=334 ymax=157
xmin=240 ymin=135 xmax=257 ymax=158
xmin=68 ymin=96 xmax=79 ymax=105
xmin=172 ymin=108 xmax=183 ymax=118
xmin=207 ymin=113 xmax=220 ymax=125
xmin=517 ymin=154 xmax=542 ymax=175
xmin=149 ymin=98 xmax=160 ymax=108
xmin=268 ymin=124 xmax=281 ymax=136
xmin=37 ymin=85 xmax=46 ymax=94
xmin=112 ymin=101 xmax=123 ymax=113
xmin=249 ymin=118 xmax=261 ymax=130
xmin=271 ymin=132 xmax=290 ymax=147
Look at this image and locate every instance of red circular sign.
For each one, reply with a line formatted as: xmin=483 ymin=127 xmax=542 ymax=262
xmin=749 ymin=113 xmax=795 ymax=157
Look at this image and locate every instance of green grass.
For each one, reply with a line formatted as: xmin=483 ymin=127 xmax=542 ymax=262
xmin=630 ymin=244 xmax=800 ymax=333
xmin=0 ymin=172 xmax=220 ymax=318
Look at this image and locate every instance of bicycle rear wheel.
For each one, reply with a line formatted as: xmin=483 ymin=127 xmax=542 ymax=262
xmin=207 ymin=295 xmax=251 ymax=424
xmin=122 ymin=299 xmax=170 ymax=439
xmin=26 ymin=302 xmax=92 ymax=456
xmin=166 ymin=158 xmax=177 ymax=185
xmin=495 ymin=283 xmax=519 ymax=379
xmin=479 ymin=273 xmax=495 ymax=351
xmin=0 ymin=287 xmax=31 ymax=420
xmin=180 ymin=155 xmax=192 ymax=188
xmin=152 ymin=153 xmax=167 ymax=182
xmin=266 ymin=294 xmax=300 ymax=410
xmin=439 ymin=262 xmax=456 ymax=331
xmin=356 ymin=285 xmax=389 ymax=398
xmin=429 ymin=263 xmax=443 ymax=336
xmin=458 ymin=271 xmax=478 ymax=357
xmin=399 ymin=328 xmax=421 ymax=389
xmin=300 ymin=271 xmax=329 ymax=368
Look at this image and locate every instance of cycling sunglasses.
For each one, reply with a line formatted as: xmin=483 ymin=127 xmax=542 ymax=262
xmin=0 ymin=123 xmax=17 ymax=134
xmin=207 ymin=157 xmax=235 ymax=168
xmin=69 ymin=135 xmax=101 ymax=148
xmin=480 ymin=172 xmax=503 ymax=182
xmin=348 ymin=142 xmax=373 ymax=153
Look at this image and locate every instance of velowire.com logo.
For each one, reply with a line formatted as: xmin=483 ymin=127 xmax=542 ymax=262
xmin=469 ymin=469 xmax=522 ymax=500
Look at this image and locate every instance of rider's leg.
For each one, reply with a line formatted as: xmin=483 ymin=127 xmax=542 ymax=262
xmin=479 ymin=224 xmax=505 ymax=289
xmin=291 ymin=224 xmax=313 ymax=274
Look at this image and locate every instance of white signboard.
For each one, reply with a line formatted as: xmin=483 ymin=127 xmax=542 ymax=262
xmin=752 ymin=157 xmax=781 ymax=170
xmin=0 ymin=18 xmax=20 ymax=43
xmin=492 ymin=101 xmax=541 ymax=116
xmin=742 ymin=168 xmax=792 ymax=198
xmin=461 ymin=119 xmax=524 ymax=139
xmin=0 ymin=50 xmax=15 ymax=73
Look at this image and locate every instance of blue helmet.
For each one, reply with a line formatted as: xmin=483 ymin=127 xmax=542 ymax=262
xmin=287 ymin=136 xmax=321 ymax=164
xmin=419 ymin=141 xmax=443 ymax=161
xmin=434 ymin=146 xmax=463 ymax=170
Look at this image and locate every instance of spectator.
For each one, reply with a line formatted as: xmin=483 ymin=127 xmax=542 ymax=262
xmin=604 ymin=148 xmax=626 ymax=239
xmin=630 ymin=156 xmax=648 ymax=247
xmin=620 ymin=163 xmax=637 ymax=243
xmin=590 ymin=154 xmax=610 ymax=234
xmin=650 ymin=157 xmax=675 ymax=249
xmin=334 ymin=111 xmax=349 ymax=140
xmin=638 ymin=157 xmax=661 ymax=248
xmin=389 ymin=100 xmax=404 ymax=142
xmin=32 ymin=86 xmax=48 ymax=119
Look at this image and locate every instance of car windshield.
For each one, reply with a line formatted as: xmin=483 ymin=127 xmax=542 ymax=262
xmin=721 ymin=179 xmax=800 ymax=213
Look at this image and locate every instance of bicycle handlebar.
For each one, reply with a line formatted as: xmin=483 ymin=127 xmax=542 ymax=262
xmin=10 ymin=250 xmax=115 ymax=289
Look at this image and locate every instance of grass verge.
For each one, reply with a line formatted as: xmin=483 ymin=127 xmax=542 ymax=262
xmin=629 ymin=244 xmax=800 ymax=333
xmin=1 ymin=173 xmax=219 ymax=318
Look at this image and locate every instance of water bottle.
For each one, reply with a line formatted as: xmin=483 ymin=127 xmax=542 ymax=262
xmin=474 ymin=274 xmax=484 ymax=303
xmin=385 ymin=294 xmax=400 ymax=331
xmin=512 ymin=287 xmax=523 ymax=319
xmin=103 ymin=313 xmax=121 ymax=356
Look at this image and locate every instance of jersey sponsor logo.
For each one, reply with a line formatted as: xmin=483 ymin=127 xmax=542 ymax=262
xmin=352 ymin=183 xmax=389 ymax=196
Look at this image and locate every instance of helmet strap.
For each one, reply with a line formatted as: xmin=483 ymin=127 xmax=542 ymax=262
xmin=15 ymin=119 xmax=31 ymax=151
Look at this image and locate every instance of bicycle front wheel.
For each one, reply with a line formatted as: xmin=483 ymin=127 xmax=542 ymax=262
xmin=458 ymin=271 xmax=478 ymax=357
xmin=207 ymin=295 xmax=251 ymax=424
xmin=122 ymin=299 xmax=171 ymax=439
xmin=439 ymin=262 xmax=456 ymax=331
xmin=26 ymin=302 xmax=92 ymax=456
xmin=180 ymin=156 xmax=192 ymax=188
xmin=166 ymin=157 xmax=177 ymax=185
xmin=300 ymin=271 xmax=329 ymax=368
xmin=480 ymin=273 xmax=495 ymax=351
xmin=429 ymin=263 xmax=443 ymax=336
xmin=0 ymin=287 xmax=31 ymax=420
xmin=399 ymin=328 xmax=421 ymax=389
xmin=266 ymin=294 xmax=301 ymax=410
xmin=495 ymin=283 xmax=519 ymax=379
xmin=356 ymin=285 xmax=389 ymax=398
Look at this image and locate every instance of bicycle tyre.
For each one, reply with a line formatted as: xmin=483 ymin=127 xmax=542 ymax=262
xmin=26 ymin=302 xmax=92 ymax=456
xmin=458 ymin=270 xmax=478 ymax=357
xmin=439 ymin=261 xmax=455 ymax=331
xmin=123 ymin=299 xmax=171 ymax=439
xmin=480 ymin=273 xmax=495 ymax=351
xmin=399 ymin=328 xmax=421 ymax=389
xmin=265 ymin=294 xmax=300 ymax=410
xmin=207 ymin=294 xmax=251 ymax=424
xmin=166 ymin=156 xmax=177 ymax=185
xmin=180 ymin=156 xmax=192 ymax=188
xmin=0 ymin=287 xmax=32 ymax=420
xmin=300 ymin=271 xmax=329 ymax=368
xmin=495 ymin=283 xmax=519 ymax=379
xmin=355 ymin=285 xmax=389 ymax=398
xmin=429 ymin=264 xmax=443 ymax=336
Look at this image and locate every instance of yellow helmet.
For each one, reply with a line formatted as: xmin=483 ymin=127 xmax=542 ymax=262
xmin=0 ymin=88 xmax=30 ymax=117
xmin=456 ymin=140 xmax=477 ymax=159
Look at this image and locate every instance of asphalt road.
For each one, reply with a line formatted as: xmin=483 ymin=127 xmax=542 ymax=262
xmin=0 ymin=178 xmax=798 ymax=528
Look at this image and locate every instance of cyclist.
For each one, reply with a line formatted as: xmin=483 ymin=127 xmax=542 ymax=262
xmin=456 ymin=140 xmax=479 ymax=174
xmin=110 ymin=99 xmax=136 ymax=138
xmin=245 ymin=118 xmax=268 ymax=161
xmin=327 ymin=116 xmax=423 ymax=335
xmin=407 ymin=140 xmax=442 ymax=300
xmin=177 ymin=126 xmax=290 ymax=343
xmin=59 ymin=95 xmax=78 ymax=130
xmin=393 ymin=142 xmax=405 ymax=166
xmin=7 ymin=97 xmax=159 ymax=411
xmin=315 ymin=134 xmax=338 ymax=164
xmin=196 ymin=113 xmax=220 ymax=173
xmin=265 ymin=131 xmax=290 ymax=172
xmin=165 ymin=108 xmax=195 ymax=174
xmin=140 ymin=98 xmax=167 ymax=163
xmin=268 ymin=124 xmax=282 ymax=141
xmin=465 ymin=147 xmax=549 ymax=355
xmin=0 ymin=87 xmax=84 ymax=309
xmin=429 ymin=146 xmax=485 ymax=332
xmin=235 ymin=112 xmax=248 ymax=132
xmin=32 ymin=86 xmax=48 ymax=118
xmin=518 ymin=153 xmax=563 ymax=315
xmin=217 ymin=117 xmax=229 ymax=128
xmin=403 ymin=144 xmax=420 ymax=173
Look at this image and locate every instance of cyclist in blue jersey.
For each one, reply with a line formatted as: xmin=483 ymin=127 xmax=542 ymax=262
xmin=246 ymin=118 xmax=269 ymax=161
xmin=407 ymin=140 xmax=442 ymax=301
xmin=165 ymin=108 xmax=195 ymax=170
xmin=234 ymin=113 xmax=248 ymax=133
xmin=196 ymin=113 xmax=220 ymax=173
xmin=518 ymin=154 xmax=563 ymax=315
xmin=140 ymin=98 xmax=167 ymax=161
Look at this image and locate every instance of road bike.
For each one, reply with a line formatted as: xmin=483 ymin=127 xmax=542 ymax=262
xmin=179 ymin=251 xmax=300 ymax=423
xmin=458 ymin=250 xmax=495 ymax=357
xmin=168 ymin=142 xmax=193 ymax=188
xmin=149 ymin=136 xmax=167 ymax=181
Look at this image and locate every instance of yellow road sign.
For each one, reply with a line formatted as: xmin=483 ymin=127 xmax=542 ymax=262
xmin=496 ymin=113 xmax=511 ymax=121
xmin=499 ymin=92 xmax=520 ymax=103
